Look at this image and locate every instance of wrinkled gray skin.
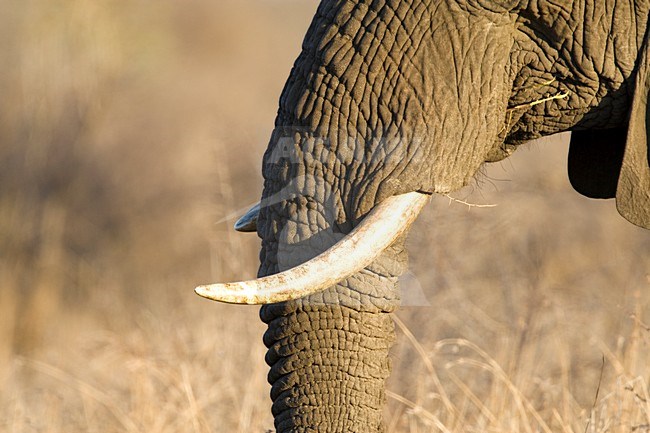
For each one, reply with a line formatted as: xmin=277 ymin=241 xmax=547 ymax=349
xmin=254 ymin=1 xmax=650 ymax=431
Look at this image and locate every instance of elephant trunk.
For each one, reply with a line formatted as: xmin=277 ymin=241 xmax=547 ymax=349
xmin=260 ymin=243 xmax=406 ymax=432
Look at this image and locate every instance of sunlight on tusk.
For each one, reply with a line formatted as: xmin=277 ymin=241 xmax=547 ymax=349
xmin=195 ymin=191 xmax=430 ymax=304
xmin=234 ymin=203 xmax=260 ymax=232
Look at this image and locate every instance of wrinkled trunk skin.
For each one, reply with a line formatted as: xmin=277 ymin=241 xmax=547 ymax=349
xmin=257 ymin=159 xmax=409 ymax=432
xmin=257 ymin=0 xmax=513 ymax=431
xmin=258 ymin=140 xmax=408 ymax=432
xmin=260 ymin=251 xmax=405 ymax=432
xmin=262 ymin=308 xmax=394 ymax=432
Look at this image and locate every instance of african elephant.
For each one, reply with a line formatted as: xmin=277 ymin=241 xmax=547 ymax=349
xmin=197 ymin=1 xmax=650 ymax=431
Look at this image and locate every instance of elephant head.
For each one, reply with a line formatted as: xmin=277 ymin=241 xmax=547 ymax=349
xmin=197 ymin=1 xmax=650 ymax=431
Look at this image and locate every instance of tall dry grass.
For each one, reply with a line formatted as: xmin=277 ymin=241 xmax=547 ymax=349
xmin=0 ymin=1 xmax=648 ymax=432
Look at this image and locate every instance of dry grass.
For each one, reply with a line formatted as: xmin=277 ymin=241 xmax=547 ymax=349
xmin=0 ymin=1 xmax=648 ymax=432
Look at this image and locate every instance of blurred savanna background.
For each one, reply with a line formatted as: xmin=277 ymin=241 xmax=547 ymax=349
xmin=0 ymin=0 xmax=648 ymax=432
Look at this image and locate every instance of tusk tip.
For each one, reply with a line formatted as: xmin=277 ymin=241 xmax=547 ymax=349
xmin=195 ymin=284 xmax=229 ymax=302
xmin=194 ymin=283 xmax=260 ymax=305
xmin=194 ymin=285 xmax=212 ymax=299
xmin=234 ymin=203 xmax=260 ymax=232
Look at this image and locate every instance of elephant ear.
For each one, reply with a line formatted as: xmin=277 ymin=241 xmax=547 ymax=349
xmin=568 ymin=128 xmax=626 ymax=199
xmin=616 ymin=31 xmax=650 ymax=229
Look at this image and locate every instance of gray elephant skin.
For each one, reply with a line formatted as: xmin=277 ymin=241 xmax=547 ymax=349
xmin=221 ymin=1 xmax=650 ymax=432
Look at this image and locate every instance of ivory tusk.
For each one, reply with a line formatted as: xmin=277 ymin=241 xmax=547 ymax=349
xmin=195 ymin=191 xmax=430 ymax=304
xmin=234 ymin=203 xmax=260 ymax=232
